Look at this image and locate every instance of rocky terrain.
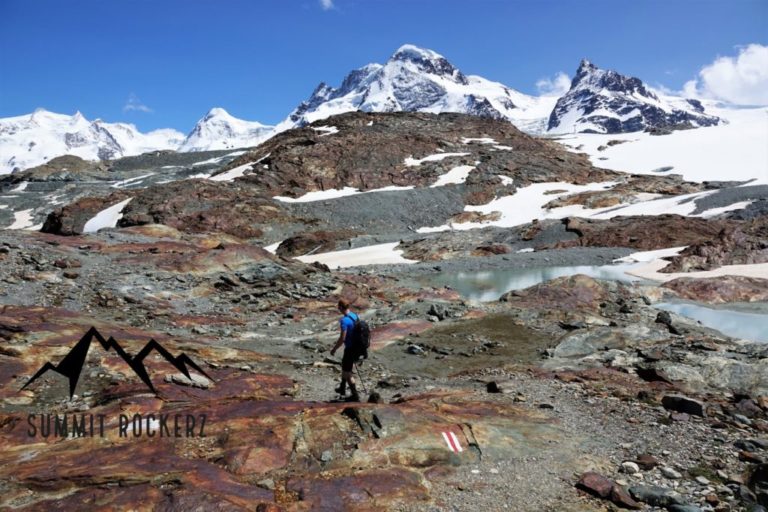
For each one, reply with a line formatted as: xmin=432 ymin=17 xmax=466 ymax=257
xmin=0 ymin=111 xmax=766 ymax=511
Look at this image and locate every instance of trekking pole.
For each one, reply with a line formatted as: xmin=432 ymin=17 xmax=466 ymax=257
xmin=354 ymin=361 xmax=368 ymax=395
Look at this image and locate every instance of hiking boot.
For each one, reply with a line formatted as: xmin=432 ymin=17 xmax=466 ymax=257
xmin=346 ymin=383 xmax=360 ymax=402
xmin=335 ymin=378 xmax=346 ymax=396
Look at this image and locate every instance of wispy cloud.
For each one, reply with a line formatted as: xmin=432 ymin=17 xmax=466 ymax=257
xmin=682 ymin=44 xmax=768 ymax=106
xmin=319 ymin=0 xmax=334 ymax=10
xmin=123 ymin=93 xmax=153 ymax=113
xmin=535 ymin=72 xmax=571 ymax=97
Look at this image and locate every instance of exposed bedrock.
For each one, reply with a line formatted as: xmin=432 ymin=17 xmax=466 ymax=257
xmin=662 ymin=276 xmax=768 ymax=304
xmin=661 ymin=217 xmax=768 ymax=272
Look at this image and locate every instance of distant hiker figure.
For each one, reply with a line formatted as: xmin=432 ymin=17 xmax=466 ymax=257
xmin=329 ymin=298 xmax=368 ymax=402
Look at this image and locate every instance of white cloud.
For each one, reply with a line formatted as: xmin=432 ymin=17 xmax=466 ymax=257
xmin=535 ymin=72 xmax=571 ymax=97
xmin=683 ymin=44 xmax=768 ymax=106
xmin=123 ymin=93 xmax=153 ymax=113
xmin=319 ymin=0 xmax=334 ymax=10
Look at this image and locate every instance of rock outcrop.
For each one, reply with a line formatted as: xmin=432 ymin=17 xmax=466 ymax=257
xmin=661 ymin=217 xmax=768 ymax=272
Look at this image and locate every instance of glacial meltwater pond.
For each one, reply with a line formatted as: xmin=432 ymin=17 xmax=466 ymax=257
xmin=655 ymin=302 xmax=768 ymax=343
xmin=417 ymin=264 xmax=768 ymax=343
xmin=418 ymin=263 xmax=643 ymax=302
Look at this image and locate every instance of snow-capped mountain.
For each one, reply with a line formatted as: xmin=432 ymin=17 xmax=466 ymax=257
xmin=0 ymin=109 xmax=184 ymax=174
xmin=0 ymin=108 xmax=276 ymax=174
xmin=178 ymin=107 xmax=274 ymax=152
xmin=547 ymin=59 xmax=721 ymax=134
xmin=276 ymin=44 xmax=557 ymax=134
xmin=0 ymin=47 xmax=734 ymax=175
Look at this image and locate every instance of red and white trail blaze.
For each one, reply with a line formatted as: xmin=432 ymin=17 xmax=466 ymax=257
xmin=441 ymin=430 xmax=463 ymax=453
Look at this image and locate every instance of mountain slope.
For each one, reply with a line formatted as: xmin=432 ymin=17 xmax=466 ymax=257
xmin=178 ymin=107 xmax=274 ymax=152
xmin=547 ymin=60 xmax=721 ymax=134
xmin=0 ymin=110 xmax=184 ymax=174
xmin=277 ymin=44 xmax=555 ymax=134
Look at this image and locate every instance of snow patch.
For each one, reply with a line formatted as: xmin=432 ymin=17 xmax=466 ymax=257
xmin=295 ymin=242 xmax=417 ymax=269
xmin=312 ymin=125 xmax=339 ymax=136
xmin=404 ymin=152 xmax=470 ymax=167
xmin=697 ymin=200 xmax=754 ymax=218
xmin=111 ymin=173 xmax=154 ymax=188
xmin=263 ymin=242 xmax=280 ymax=254
xmin=417 ymin=181 xmax=617 ymax=232
xmin=614 ymin=246 xmax=687 ymax=263
xmin=274 ymin=184 xmax=415 ymax=203
xmin=83 ymin=198 xmax=133 ymax=233
xmin=554 ymin=105 xmax=768 ymax=184
xmin=431 ymin=165 xmax=475 ymax=187
xmin=461 ymin=137 xmax=496 ymax=144
xmin=209 ymin=162 xmax=254 ymax=182
xmin=6 ymin=209 xmax=37 ymax=230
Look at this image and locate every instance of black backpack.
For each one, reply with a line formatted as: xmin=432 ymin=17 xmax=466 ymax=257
xmin=346 ymin=313 xmax=371 ymax=359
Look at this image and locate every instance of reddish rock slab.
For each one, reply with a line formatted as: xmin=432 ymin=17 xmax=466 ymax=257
xmin=662 ymin=275 xmax=768 ymax=304
xmin=576 ymin=471 xmax=613 ymax=498
xmin=500 ymin=274 xmax=619 ymax=313
xmin=610 ymin=483 xmax=642 ymax=509
xmin=284 ymin=467 xmax=429 ymax=511
xmin=276 ymin=230 xmax=360 ymax=258
xmin=662 ymin=217 xmax=768 ymax=272
xmin=555 ymin=215 xmax=732 ymax=251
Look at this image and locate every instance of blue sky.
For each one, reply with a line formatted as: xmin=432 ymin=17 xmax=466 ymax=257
xmin=1 ymin=0 xmax=766 ymax=132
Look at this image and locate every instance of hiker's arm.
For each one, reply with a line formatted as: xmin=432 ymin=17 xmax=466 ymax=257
xmin=330 ymin=326 xmax=346 ymax=356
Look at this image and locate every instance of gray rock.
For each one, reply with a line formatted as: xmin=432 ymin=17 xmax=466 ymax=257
xmin=668 ymin=505 xmax=702 ymax=512
xmin=661 ymin=467 xmax=683 ymax=479
xmin=427 ymin=303 xmax=447 ymax=321
xmin=256 ymin=478 xmax=275 ymax=490
xmin=629 ymin=485 xmax=687 ymax=507
xmin=164 ymin=372 xmax=211 ymax=389
xmin=621 ymin=461 xmax=640 ymax=474
xmin=694 ymin=476 xmax=710 ymax=485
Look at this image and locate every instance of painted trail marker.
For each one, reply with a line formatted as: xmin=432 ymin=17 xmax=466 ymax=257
xmin=441 ymin=430 xmax=463 ymax=453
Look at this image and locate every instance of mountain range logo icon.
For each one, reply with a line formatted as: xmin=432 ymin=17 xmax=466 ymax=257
xmin=21 ymin=327 xmax=212 ymax=398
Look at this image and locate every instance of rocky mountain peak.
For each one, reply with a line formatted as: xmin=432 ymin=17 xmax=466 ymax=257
xmin=277 ymin=45 xmax=540 ymax=132
xmin=576 ymin=58 xmax=596 ymax=74
xmin=387 ymin=44 xmax=466 ymax=84
xmin=548 ymin=59 xmax=721 ymax=134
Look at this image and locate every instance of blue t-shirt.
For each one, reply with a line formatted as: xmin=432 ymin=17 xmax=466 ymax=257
xmin=339 ymin=312 xmax=359 ymax=348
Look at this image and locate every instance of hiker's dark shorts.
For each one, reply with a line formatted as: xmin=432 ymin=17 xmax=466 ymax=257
xmin=341 ymin=346 xmax=360 ymax=372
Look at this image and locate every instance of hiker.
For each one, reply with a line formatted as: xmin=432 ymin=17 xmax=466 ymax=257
xmin=330 ymin=298 xmax=361 ymax=401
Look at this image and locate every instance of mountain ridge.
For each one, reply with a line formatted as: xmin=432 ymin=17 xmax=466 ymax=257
xmin=1 ymin=45 xmax=726 ymax=174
